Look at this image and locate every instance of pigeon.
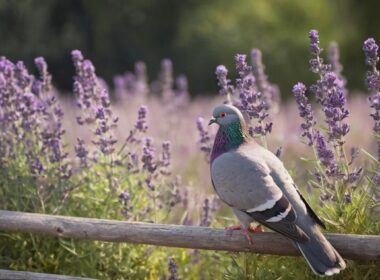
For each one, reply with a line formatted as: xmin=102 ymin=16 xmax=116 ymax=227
xmin=209 ymin=104 xmax=346 ymax=276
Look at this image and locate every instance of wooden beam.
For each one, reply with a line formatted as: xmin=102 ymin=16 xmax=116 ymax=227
xmin=0 ymin=269 xmax=95 ymax=280
xmin=0 ymin=210 xmax=379 ymax=260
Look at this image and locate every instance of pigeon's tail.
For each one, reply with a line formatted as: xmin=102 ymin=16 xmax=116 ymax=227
xmin=296 ymin=229 xmax=346 ymax=276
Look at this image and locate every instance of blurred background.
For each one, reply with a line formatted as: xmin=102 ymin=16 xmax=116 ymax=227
xmin=0 ymin=0 xmax=378 ymax=97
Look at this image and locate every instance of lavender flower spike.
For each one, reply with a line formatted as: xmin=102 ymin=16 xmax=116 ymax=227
xmin=34 ymin=56 xmax=52 ymax=93
xmin=363 ymin=38 xmax=380 ymax=91
xmin=363 ymin=38 xmax=379 ymax=67
xmin=321 ymin=72 xmax=350 ymax=144
xmin=135 ymin=105 xmax=148 ymax=133
xmin=251 ymin=48 xmax=280 ymax=107
xmin=161 ymin=140 xmax=171 ymax=167
xmin=293 ymin=82 xmax=315 ymax=145
xmin=215 ymin=65 xmax=233 ymax=100
xmin=196 ymin=117 xmax=211 ymax=161
xmin=308 ymin=29 xmax=327 ymax=75
xmin=309 ymin=29 xmax=321 ymax=56
xmin=315 ymin=132 xmax=339 ymax=177
xmin=168 ymin=257 xmax=178 ymax=280
xmin=141 ymin=137 xmax=156 ymax=173
xmin=328 ymin=42 xmax=347 ymax=92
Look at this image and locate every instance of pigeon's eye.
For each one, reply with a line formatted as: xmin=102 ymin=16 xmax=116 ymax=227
xmin=219 ymin=112 xmax=226 ymax=118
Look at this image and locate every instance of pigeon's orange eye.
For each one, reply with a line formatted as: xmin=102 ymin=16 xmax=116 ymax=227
xmin=219 ymin=112 xmax=226 ymax=118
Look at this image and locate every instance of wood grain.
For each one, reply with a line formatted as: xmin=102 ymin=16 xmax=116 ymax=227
xmin=0 ymin=210 xmax=379 ymax=261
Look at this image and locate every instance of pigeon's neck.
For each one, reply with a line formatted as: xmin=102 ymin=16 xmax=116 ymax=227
xmin=211 ymin=121 xmax=248 ymax=163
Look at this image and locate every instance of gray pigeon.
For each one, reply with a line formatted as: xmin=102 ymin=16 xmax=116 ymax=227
xmin=209 ymin=104 xmax=346 ymax=276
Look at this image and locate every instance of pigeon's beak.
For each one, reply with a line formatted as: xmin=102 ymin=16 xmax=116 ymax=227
xmin=208 ymin=117 xmax=217 ymax=126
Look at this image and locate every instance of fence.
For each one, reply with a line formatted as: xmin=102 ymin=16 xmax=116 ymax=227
xmin=0 ymin=210 xmax=379 ymax=279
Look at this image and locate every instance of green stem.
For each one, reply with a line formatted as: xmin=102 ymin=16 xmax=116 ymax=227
xmin=260 ymin=135 xmax=268 ymax=149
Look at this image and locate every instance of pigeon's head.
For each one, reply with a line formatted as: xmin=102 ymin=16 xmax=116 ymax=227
xmin=209 ymin=104 xmax=244 ymax=127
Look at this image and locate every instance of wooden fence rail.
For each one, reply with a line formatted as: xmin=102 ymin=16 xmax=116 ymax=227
xmin=0 ymin=269 xmax=95 ymax=280
xmin=0 ymin=210 xmax=379 ymax=261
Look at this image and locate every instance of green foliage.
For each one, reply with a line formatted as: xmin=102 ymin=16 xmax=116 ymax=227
xmin=0 ymin=0 xmax=379 ymax=94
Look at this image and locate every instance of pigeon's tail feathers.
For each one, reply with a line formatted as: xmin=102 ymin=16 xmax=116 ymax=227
xmin=296 ymin=231 xmax=346 ymax=276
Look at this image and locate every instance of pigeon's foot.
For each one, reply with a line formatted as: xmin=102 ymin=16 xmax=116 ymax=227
xmin=225 ymin=224 xmax=242 ymax=231
xmin=248 ymin=224 xmax=264 ymax=233
xmin=225 ymin=224 xmax=264 ymax=232
xmin=224 ymin=224 xmax=264 ymax=244
xmin=241 ymin=229 xmax=253 ymax=245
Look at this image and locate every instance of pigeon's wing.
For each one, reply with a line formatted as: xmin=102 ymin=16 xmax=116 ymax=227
xmin=296 ymin=188 xmax=326 ymax=229
xmin=211 ymin=149 xmax=309 ymax=242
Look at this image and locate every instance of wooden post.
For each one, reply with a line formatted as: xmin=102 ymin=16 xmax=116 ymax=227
xmin=0 ymin=210 xmax=379 ymax=260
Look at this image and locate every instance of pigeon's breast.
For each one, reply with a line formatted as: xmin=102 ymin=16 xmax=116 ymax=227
xmin=210 ymin=150 xmax=279 ymax=209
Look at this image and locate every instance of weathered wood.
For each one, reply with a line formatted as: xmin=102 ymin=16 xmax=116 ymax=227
xmin=0 ymin=269 xmax=95 ymax=280
xmin=0 ymin=210 xmax=379 ymax=261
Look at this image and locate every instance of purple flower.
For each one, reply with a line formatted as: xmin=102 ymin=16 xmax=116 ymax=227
xmin=363 ymin=38 xmax=380 ymax=91
xmin=75 ymin=138 xmax=88 ymax=167
xmin=366 ymin=72 xmax=380 ymax=91
xmin=141 ymin=137 xmax=156 ymax=173
xmin=347 ymin=168 xmax=363 ymax=184
xmin=309 ymin=29 xmax=321 ymax=56
xmin=94 ymin=106 xmax=105 ymax=120
xmin=369 ymin=92 xmax=380 ymax=161
xmin=72 ymin=51 xmax=119 ymax=156
xmin=135 ymin=105 xmax=148 ymax=133
xmin=200 ymin=198 xmax=211 ymax=227
xmin=344 ymin=192 xmax=352 ymax=204
xmin=234 ymin=54 xmax=272 ymax=136
xmin=215 ymin=65 xmax=233 ymax=97
xmin=235 ymin=54 xmax=252 ymax=78
xmin=159 ymin=58 xmax=174 ymax=101
xmin=308 ymin=29 xmax=330 ymax=75
xmin=196 ymin=117 xmax=211 ymax=161
xmin=315 ymin=132 xmax=339 ymax=177
xmin=127 ymin=151 xmax=139 ymax=172
xmin=363 ymin=38 xmax=380 ymax=163
xmin=126 ymin=105 xmax=149 ymax=144
xmin=174 ymin=75 xmax=190 ymax=105
xmin=293 ymin=82 xmax=316 ymax=146
xmin=307 ymin=34 xmax=349 ymax=145
xmin=363 ymin=38 xmax=379 ymax=67
xmin=119 ymin=190 xmax=132 ymax=217
xmin=34 ymin=56 xmax=52 ymax=94
xmin=199 ymin=196 xmax=219 ymax=227
xmin=328 ymin=42 xmax=347 ymax=93
xmin=71 ymin=50 xmax=84 ymax=64
xmin=251 ymin=49 xmax=280 ymax=107
xmin=161 ymin=141 xmax=171 ymax=168
xmin=320 ymin=72 xmax=350 ymax=144
xmin=168 ymin=257 xmax=178 ymax=280
xmin=27 ymin=155 xmax=45 ymax=175
xmin=14 ymin=61 xmax=32 ymax=90
xmin=134 ymin=61 xmax=148 ymax=96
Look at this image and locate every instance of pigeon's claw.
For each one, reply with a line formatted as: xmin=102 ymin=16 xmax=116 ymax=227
xmin=241 ymin=229 xmax=253 ymax=245
xmin=224 ymin=224 xmax=242 ymax=231
xmin=224 ymin=224 xmax=263 ymax=244
xmin=248 ymin=224 xmax=264 ymax=233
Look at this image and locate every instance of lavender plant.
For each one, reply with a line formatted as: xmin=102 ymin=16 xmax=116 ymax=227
xmin=0 ymin=55 xmax=72 ymax=212
xmin=196 ymin=117 xmax=212 ymax=162
xmin=363 ymin=38 xmax=380 ymax=189
xmin=292 ymin=31 xmax=376 ymax=237
xmin=2 ymin=32 xmax=380 ymax=279
xmin=197 ymin=50 xmax=279 ymax=159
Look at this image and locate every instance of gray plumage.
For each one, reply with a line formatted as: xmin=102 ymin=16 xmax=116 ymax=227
xmin=209 ymin=104 xmax=346 ymax=276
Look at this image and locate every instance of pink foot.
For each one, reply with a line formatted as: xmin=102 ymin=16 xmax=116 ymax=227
xmin=225 ymin=224 xmax=242 ymax=231
xmin=241 ymin=228 xmax=253 ymax=245
xmin=224 ymin=224 xmax=264 ymax=244
xmin=248 ymin=224 xmax=264 ymax=233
